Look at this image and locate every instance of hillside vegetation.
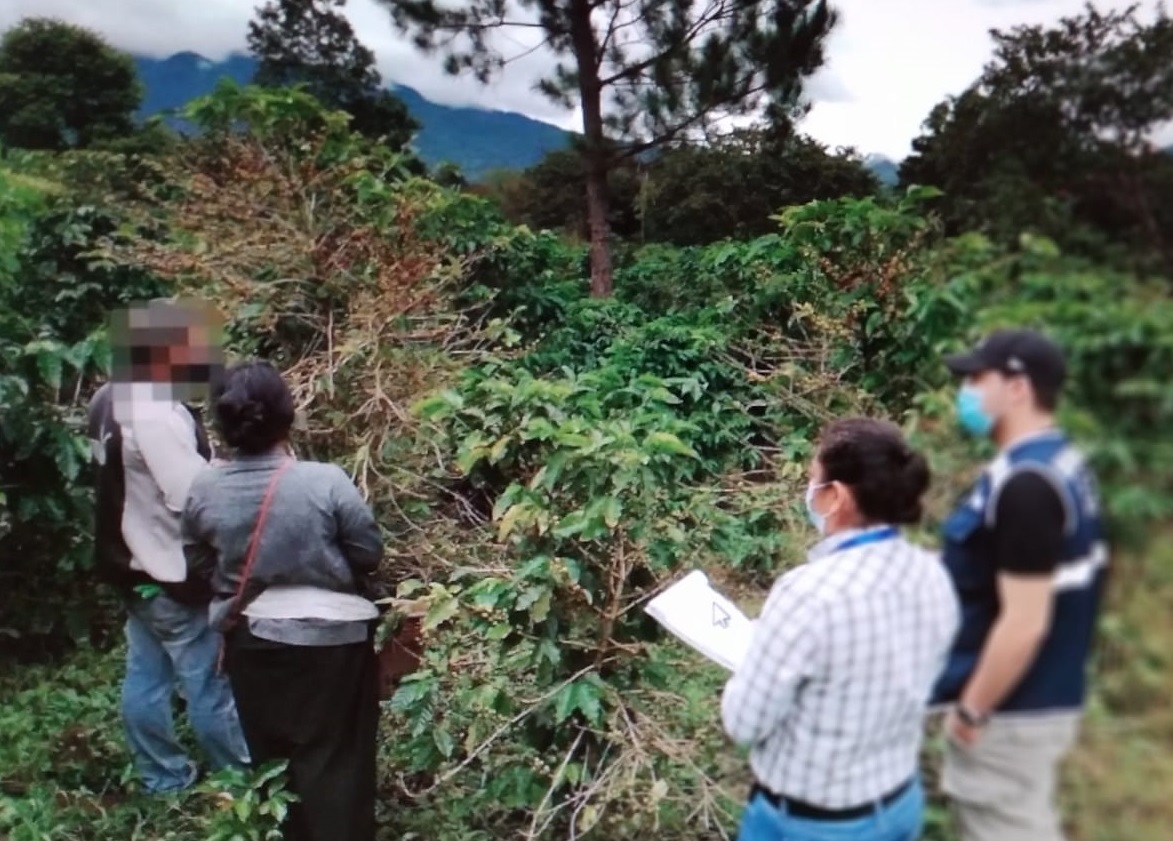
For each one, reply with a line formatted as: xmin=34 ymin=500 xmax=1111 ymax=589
xmin=2 ymin=3 xmax=1172 ymax=840
xmin=2 ymin=81 xmax=1171 ymax=841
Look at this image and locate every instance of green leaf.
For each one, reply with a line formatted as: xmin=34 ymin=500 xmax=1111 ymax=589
xmin=601 ymin=496 xmax=622 ymax=529
xmin=903 ymin=184 xmax=944 ymax=202
xmin=531 ymin=590 xmax=552 ymax=624
xmin=491 ymin=484 xmax=524 ymax=521
xmin=647 ymin=387 xmax=682 ymax=405
xmin=389 ymin=677 xmax=432 ymax=714
xmin=485 ymin=623 xmax=511 ymax=640
xmin=552 ymin=510 xmax=590 ymax=538
xmin=522 ymin=416 xmax=557 ymax=440
xmin=497 ymin=502 xmax=530 ymax=540
xmin=396 ymin=579 xmax=425 ymax=597
xmin=1019 ymin=232 xmax=1061 ymax=259
xmin=455 ymin=443 xmax=491 ymax=475
xmin=553 ymin=683 xmax=576 ymax=723
xmin=553 ymin=679 xmax=604 ymax=726
xmin=553 ymin=431 xmax=592 ymax=449
xmin=487 ymin=435 xmax=512 ymax=464
xmin=434 ymin=727 xmax=455 ymax=759
xmin=53 ymin=433 xmax=80 ymax=481
xmin=412 ymin=391 xmax=459 ymax=420
xmin=644 ymin=431 xmax=697 ymax=458
xmin=469 ymin=578 xmax=509 ymax=609
xmin=36 ymin=348 xmax=63 ymax=389
xmin=423 ymin=594 xmax=460 ymax=631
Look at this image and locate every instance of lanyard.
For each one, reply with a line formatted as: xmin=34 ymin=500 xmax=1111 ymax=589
xmin=831 ymin=526 xmax=899 ymax=554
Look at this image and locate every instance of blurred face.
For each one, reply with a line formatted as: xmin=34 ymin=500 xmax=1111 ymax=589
xmin=112 ymin=300 xmax=224 ymax=400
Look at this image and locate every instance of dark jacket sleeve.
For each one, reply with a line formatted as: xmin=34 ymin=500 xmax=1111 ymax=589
xmin=330 ymin=467 xmax=383 ymax=575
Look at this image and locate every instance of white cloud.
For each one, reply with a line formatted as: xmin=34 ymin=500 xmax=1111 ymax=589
xmin=799 ymin=0 xmax=1102 ymax=159
xmin=0 ymin=0 xmax=1167 ymax=159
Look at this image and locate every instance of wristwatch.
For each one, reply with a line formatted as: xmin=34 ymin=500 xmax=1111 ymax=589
xmin=956 ymin=703 xmax=991 ymax=729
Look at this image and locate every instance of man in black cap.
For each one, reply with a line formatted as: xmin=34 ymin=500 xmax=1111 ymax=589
xmin=932 ymin=329 xmax=1109 ymax=841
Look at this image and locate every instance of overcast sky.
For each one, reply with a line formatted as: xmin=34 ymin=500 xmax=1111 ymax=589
xmin=0 ymin=0 xmax=1167 ymax=160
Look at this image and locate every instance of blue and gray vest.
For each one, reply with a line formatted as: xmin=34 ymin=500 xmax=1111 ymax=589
xmin=933 ymin=431 xmax=1108 ymax=713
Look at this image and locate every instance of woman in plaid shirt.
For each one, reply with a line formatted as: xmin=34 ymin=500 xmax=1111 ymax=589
xmin=722 ymin=418 xmax=960 ymax=841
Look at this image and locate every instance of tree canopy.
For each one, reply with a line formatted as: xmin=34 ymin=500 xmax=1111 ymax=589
xmin=0 ymin=18 xmax=143 ymax=152
xmin=248 ymin=0 xmax=420 ymax=150
xmin=380 ymin=0 xmax=837 ymax=295
xmin=481 ymin=129 xmax=879 ymax=247
xmin=900 ymin=2 xmax=1173 ymax=274
xmin=640 ymin=129 xmax=878 ymax=246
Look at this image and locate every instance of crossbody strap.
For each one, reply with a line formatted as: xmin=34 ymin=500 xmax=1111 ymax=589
xmin=227 ymin=458 xmax=294 ymax=625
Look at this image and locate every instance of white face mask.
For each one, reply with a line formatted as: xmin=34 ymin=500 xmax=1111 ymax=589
xmin=805 ymin=482 xmax=830 ymax=535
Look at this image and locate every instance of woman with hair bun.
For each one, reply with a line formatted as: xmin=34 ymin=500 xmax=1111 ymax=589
xmin=721 ymin=418 xmax=960 ymax=841
xmin=182 ymin=361 xmax=383 ymax=841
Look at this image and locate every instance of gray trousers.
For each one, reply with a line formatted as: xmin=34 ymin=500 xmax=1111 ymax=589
xmin=942 ymin=712 xmax=1081 ymax=841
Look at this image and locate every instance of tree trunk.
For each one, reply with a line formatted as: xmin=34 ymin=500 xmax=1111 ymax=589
xmin=584 ymin=154 xmax=613 ymax=297
xmin=569 ymin=0 xmax=614 ymax=297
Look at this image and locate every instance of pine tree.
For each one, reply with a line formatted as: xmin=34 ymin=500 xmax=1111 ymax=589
xmin=379 ymin=0 xmax=836 ymax=295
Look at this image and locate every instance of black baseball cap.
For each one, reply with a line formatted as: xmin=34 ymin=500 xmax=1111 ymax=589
xmin=945 ymin=329 xmax=1067 ymax=404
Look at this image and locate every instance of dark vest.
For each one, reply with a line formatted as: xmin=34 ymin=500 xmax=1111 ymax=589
xmin=87 ymin=384 xmax=212 ymax=599
xmin=932 ymin=431 xmax=1108 ymax=713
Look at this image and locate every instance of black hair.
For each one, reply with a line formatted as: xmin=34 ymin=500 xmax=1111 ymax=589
xmin=1027 ymin=378 xmax=1061 ymax=413
xmin=213 ymin=361 xmax=295 ymax=455
xmin=817 ymin=418 xmax=931 ymax=526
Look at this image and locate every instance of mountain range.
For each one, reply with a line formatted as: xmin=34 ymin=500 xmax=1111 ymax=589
xmin=134 ymin=52 xmax=574 ymax=180
xmin=133 ymin=52 xmax=900 ymax=183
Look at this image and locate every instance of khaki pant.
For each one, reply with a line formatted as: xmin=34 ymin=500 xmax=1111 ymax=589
xmin=942 ymin=713 xmax=1081 ymax=841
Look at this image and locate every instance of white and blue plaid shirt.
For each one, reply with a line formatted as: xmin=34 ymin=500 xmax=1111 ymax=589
xmin=721 ymin=527 xmax=960 ymax=808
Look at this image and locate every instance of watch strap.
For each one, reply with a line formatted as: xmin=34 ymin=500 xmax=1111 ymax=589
xmin=957 ymin=703 xmax=991 ymax=728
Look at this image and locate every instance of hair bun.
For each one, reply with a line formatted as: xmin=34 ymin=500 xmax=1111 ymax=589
xmin=818 ymin=417 xmax=932 ymax=527
xmin=212 ymin=366 xmax=294 ymax=454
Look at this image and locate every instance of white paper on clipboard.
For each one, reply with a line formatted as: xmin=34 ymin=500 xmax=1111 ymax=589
xmin=644 ymin=570 xmax=755 ymax=672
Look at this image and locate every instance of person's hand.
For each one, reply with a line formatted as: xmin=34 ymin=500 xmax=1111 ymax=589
xmin=945 ymin=706 xmax=983 ymax=748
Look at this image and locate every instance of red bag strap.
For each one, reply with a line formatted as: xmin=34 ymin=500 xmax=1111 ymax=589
xmin=229 ymin=458 xmax=293 ymax=618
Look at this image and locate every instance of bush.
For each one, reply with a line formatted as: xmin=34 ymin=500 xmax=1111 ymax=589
xmin=2 ymin=80 xmax=1172 ymax=840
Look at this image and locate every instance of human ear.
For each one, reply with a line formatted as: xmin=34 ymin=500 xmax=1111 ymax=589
xmin=825 ymin=481 xmax=848 ymax=523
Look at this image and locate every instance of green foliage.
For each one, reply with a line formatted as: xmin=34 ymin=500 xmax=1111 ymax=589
xmin=201 ymin=763 xmax=298 ymax=841
xmin=483 ymin=129 xmax=881 ymax=249
xmin=900 ymin=2 xmax=1173 ymax=274
xmin=0 ymin=18 xmax=143 ymax=152
xmin=480 ymin=147 xmax=644 ymax=242
xmin=382 ymin=0 xmax=836 ymax=141
xmin=640 ymin=130 xmax=880 ymax=246
xmin=383 ymin=0 xmax=839 ymax=294
xmin=0 ymin=647 xmax=297 ymax=840
xmin=2 ymin=48 xmax=1173 ymax=840
xmin=0 ymin=162 xmax=146 ymax=650
xmin=248 ymin=0 xmax=421 ymax=153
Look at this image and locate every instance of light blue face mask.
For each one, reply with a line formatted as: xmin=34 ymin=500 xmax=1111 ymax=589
xmin=805 ymin=482 xmax=830 ymax=535
xmin=956 ymin=384 xmax=995 ymax=437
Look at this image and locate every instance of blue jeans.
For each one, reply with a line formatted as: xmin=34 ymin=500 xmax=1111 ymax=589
xmin=123 ymin=593 xmax=250 ymax=793
xmin=736 ymin=778 xmax=925 ymax=841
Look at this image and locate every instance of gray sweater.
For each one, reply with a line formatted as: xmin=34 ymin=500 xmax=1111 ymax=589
xmin=182 ymin=453 xmax=384 ymax=646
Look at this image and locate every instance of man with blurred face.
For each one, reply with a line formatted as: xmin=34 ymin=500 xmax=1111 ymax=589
xmin=87 ymin=299 xmax=248 ymax=793
xmin=933 ymin=329 xmax=1109 ymax=841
